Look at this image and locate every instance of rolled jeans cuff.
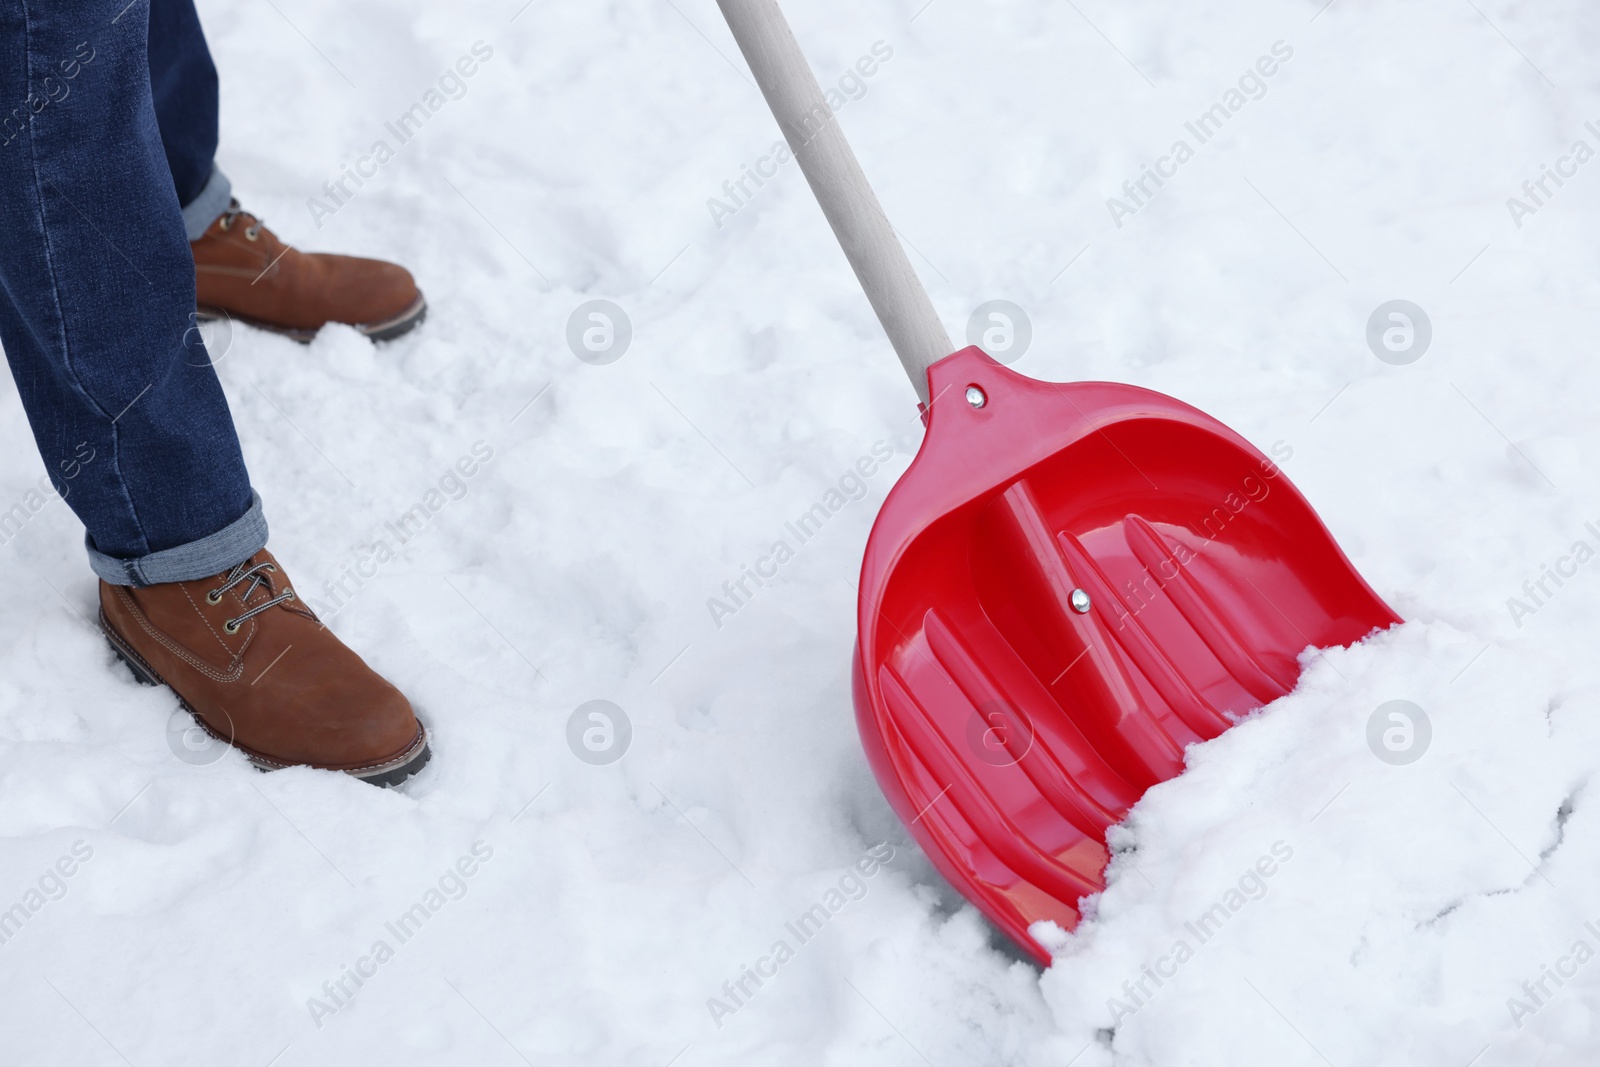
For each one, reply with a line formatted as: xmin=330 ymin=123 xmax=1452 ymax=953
xmin=180 ymin=165 xmax=232 ymax=240
xmin=88 ymin=492 xmax=268 ymax=587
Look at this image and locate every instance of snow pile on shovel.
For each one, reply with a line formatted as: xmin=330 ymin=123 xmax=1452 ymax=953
xmin=1030 ymin=622 xmax=1596 ymax=1065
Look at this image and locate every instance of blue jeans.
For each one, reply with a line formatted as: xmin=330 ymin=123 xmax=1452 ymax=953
xmin=0 ymin=0 xmax=266 ymax=586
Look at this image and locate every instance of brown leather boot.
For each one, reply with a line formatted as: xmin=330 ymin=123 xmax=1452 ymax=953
xmin=192 ymin=200 xmax=427 ymax=342
xmin=99 ymin=549 xmax=430 ymax=786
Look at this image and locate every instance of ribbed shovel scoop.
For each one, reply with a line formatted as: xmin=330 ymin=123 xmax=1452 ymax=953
xmin=852 ymin=348 xmax=1399 ymax=964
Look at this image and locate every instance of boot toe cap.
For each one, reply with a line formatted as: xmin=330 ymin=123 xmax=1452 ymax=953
xmin=325 ymin=255 xmax=421 ymax=325
xmin=303 ymin=678 xmax=424 ymax=771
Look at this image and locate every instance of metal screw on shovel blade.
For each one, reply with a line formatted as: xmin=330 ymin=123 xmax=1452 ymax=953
xmin=1070 ymin=589 xmax=1091 ymax=614
xmin=966 ymin=386 xmax=986 ymax=408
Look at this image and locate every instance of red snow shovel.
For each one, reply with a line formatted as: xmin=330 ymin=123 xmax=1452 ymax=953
xmin=717 ymin=0 xmax=1400 ymax=964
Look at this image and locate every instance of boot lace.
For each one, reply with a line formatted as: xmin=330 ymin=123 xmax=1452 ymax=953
xmin=217 ymin=199 xmax=265 ymax=241
xmin=205 ymin=560 xmax=296 ymax=634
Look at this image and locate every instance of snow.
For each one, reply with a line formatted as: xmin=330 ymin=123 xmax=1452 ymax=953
xmin=1 ymin=0 xmax=1598 ymax=1063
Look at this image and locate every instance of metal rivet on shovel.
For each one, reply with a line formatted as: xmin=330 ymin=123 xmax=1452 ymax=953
xmin=966 ymin=386 xmax=987 ymax=409
xmin=1070 ymin=589 xmax=1091 ymax=613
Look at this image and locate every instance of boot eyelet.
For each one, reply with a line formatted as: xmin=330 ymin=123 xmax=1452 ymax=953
xmin=283 ymin=589 xmax=296 ymax=601
xmin=219 ymin=217 xmax=232 ymax=231
xmin=206 ymin=590 xmax=223 ymax=605
xmin=245 ymin=228 xmax=260 ymax=242
xmin=223 ymin=619 xmax=241 ymax=635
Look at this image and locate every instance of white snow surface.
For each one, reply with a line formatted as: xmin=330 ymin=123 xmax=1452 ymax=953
xmin=2 ymin=0 xmax=1599 ymax=1063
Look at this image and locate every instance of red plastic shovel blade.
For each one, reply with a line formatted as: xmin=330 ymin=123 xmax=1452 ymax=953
xmin=853 ymin=348 xmax=1399 ymax=965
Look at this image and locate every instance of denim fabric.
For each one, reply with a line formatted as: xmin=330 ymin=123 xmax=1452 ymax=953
xmin=0 ymin=0 xmax=263 ymax=585
xmin=146 ymin=0 xmax=218 ymax=210
xmin=87 ymin=490 xmax=267 ymax=585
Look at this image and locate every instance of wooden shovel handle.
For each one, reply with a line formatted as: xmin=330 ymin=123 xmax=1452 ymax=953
xmin=715 ymin=0 xmax=953 ymax=403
